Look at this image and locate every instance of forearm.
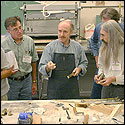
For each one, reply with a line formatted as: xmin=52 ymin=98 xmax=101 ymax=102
xmin=31 ymin=62 xmax=37 ymax=82
xmin=1 ymin=69 xmax=12 ymax=79
xmin=95 ymin=56 xmax=98 ymax=68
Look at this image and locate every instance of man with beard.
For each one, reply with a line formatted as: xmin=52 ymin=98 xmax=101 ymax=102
xmin=39 ymin=20 xmax=88 ymax=99
xmin=90 ymin=8 xmax=124 ymax=99
xmin=94 ymin=20 xmax=124 ymax=99
xmin=1 ymin=16 xmax=38 ymax=100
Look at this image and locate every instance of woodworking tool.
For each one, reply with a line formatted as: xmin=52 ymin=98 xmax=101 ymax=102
xmin=62 ymin=106 xmax=69 ymax=110
xmin=67 ymin=72 xmax=75 ymax=79
xmin=1 ymin=108 xmax=7 ymax=116
xmin=75 ymin=103 xmax=89 ymax=108
xmin=112 ymin=117 xmax=124 ymax=124
xmin=83 ymin=114 xmax=89 ymax=124
xmin=65 ymin=110 xmax=71 ymax=119
xmin=62 ymin=106 xmax=71 ymax=119
xmin=69 ymin=104 xmax=77 ymax=114
xmin=98 ymin=73 xmax=105 ymax=79
xmin=69 ymin=104 xmax=84 ymax=115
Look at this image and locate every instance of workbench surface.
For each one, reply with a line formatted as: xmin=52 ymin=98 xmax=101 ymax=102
xmin=1 ymin=99 xmax=124 ymax=124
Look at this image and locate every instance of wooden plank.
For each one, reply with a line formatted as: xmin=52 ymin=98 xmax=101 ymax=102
xmin=32 ymin=113 xmax=42 ymax=124
xmin=109 ymin=104 xmax=123 ymax=118
xmin=89 ymin=104 xmax=114 ymax=115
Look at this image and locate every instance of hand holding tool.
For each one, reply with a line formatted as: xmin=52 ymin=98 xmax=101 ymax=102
xmin=67 ymin=72 xmax=75 ymax=79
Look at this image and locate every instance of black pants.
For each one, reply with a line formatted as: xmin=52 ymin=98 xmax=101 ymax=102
xmin=101 ymin=84 xmax=124 ymax=99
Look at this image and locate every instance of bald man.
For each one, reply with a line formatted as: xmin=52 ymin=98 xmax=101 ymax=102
xmin=39 ymin=20 xmax=88 ymax=99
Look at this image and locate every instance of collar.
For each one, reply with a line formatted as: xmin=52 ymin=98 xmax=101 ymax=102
xmin=58 ymin=39 xmax=71 ymax=48
xmin=9 ymin=35 xmax=24 ymax=45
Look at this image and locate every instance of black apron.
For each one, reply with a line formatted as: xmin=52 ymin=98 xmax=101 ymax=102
xmin=47 ymin=52 xmax=80 ymax=99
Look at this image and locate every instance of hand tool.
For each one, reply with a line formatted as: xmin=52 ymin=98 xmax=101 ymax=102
xmin=65 ymin=110 xmax=71 ymax=119
xmin=69 ymin=104 xmax=77 ymax=114
xmin=1 ymin=108 xmax=7 ymax=116
xmin=67 ymin=72 xmax=75 ymax=79
xmin=98 ymin=73 xmax=105 ymax=79
xmin=62 ymin=106 xmax=69 ymax=110
xmin=69 ymin=104 xmax=84 ymax=115
xmin=62 ymin=106 xmax=71 ymax=119
xmin=75 ymin=103 xmax=89 ymax=108
xmin=112 ymin=117 xmax=124 ymax=124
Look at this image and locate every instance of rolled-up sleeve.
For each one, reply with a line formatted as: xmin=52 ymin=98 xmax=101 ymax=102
xmin=91 ymin=23 xmax=102 ymax=57
xmin=31 ymin=40 xmax=39 ymax=62
xmin=38 ymin=45 xmax=53 ymax=77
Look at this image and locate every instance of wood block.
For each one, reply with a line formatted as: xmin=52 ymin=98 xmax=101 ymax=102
xmin=84 ymin=114 xmax=89 ymax=124
xmin=89 ymin=104 xmax=114 ymax=115
xmin=109 ymin=104 xmax=123 ymax=118
xmin=32 ymin=113 xmax=42 ymax=124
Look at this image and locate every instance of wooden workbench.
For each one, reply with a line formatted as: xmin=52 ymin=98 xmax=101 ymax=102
xmin=1 ymin=99 xmax=124 ymax=124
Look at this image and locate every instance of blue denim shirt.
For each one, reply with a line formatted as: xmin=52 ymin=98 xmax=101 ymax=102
xmin=91 ymin=22 xmax=124 ymax=57
xmin=39 ymin=39 xmax=88 ymax=77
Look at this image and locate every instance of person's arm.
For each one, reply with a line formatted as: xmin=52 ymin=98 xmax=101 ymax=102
xmin=31 ymin=62 xmax=37 ymax=95
xmin=39 ymin=44 xmax=54 ymax=77
xmin=91 ymin=23 xmax=102 ymax=68
xmin=91 ymin=28 xmax=100 ymax=57
xmin=1 ymin=48 xmax=17 ymax=79
xmin=1 ymin=65 xmax=14 ymax=79
xmin=76 ymin=44 xmax=88 ymax=76
xmin=94 ymin=56 xmax=98 ymax=68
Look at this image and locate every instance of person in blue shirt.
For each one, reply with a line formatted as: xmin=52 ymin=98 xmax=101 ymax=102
xmin=39 ymin=20 xmax=88 ymax=99
xmin=90 ymin=8 xmax=124 ymax=99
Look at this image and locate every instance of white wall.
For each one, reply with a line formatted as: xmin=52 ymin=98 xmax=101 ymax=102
xmin=44 ymin=1 xmax=124 ymax=38
xmin=80 ymin=1 xmax=124 ymax=37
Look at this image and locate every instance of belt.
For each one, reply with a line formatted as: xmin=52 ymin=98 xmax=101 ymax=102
xmin=9 ymin=73 xmax=30 ymax=81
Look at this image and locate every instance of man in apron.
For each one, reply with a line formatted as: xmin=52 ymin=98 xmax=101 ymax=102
xmin=39 ymin=20 xmax=88 ymax=99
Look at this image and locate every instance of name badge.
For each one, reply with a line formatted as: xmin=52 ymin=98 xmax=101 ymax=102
xmin=23 ymin=56 xmax=32 ymax=63
xmin=112 ymin=63 xmax=121 ymax=70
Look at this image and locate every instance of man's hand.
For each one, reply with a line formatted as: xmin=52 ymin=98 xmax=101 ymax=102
xmin=94 ymin=75 xmax=116 ymax=86
xmin=46 ymin=61 xmax=56 ymax=73
xmin=1 ymin=65 xmax=17 ymax=79
xmin=32 ymin=82 xmax=37 ymax=95
xmin=72 ymin=67 xmax=82 ymax=76
xmin=94 ymin=74 xmax=104 ymax=84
